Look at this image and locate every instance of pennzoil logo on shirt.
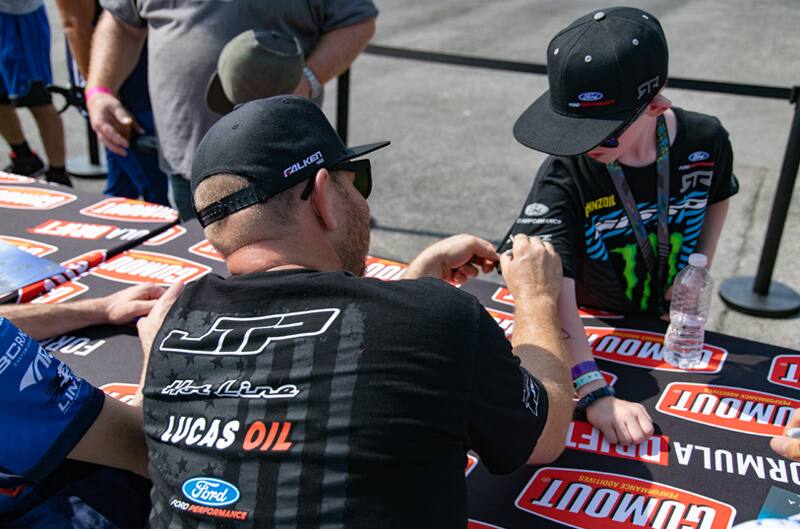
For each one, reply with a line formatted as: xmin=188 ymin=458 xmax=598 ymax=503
xmin=363 ymin=255 xmax=407 ymax=281
xmin=188 ymin=239 xmax=224 ymax=262
xmin=768 ymin=354 xmax=800 ymax=391
xmin=143 ymin=225 xmax=187 ymax=246
xmin=585 ymin=326 xmax=727 ymax=373
xmin=100 ymin=383 xmax=139 ymax=405
xmin=79 ymin=197 xmax=178 ymax=223
xmin=516 ymin=467 xmax=735 ymax=529
xmin=489 ymin=288 xmax=622 ymax=319
xmin=0 ymin=235 xmax=58 ymax=257
xmin=0 ymin=172 xmax=35 ymax=184
xmin=565 ymin=421 xmax=669 ymax=466
xmin=92 ymin=250 xmax=211 ymax=285
xmin=656 ymin=382 xmax=800 ymax=437
xmin=584 ymin=194 xmax=617 ymax=217
xmin=0 ymin=185 xmax=76 ymax=210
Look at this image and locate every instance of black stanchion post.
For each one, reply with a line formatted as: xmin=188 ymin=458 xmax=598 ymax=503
xmin=336 ymin=69 xmax=350 ymax=144
xmin=719 ymin=86 xmax=800 ymax=317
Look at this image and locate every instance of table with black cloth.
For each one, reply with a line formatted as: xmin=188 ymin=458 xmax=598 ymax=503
xmin=3 ymin=182 xmax=799 ymax=528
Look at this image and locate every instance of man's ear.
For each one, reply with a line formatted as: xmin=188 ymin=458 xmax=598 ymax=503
xmin=645 ymin=93 xmax=673 ymax=117
xmin=310 ymin=168 xmax=339 ymax=231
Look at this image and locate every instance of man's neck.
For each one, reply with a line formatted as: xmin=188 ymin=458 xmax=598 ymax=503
xmin=617 ymin=109 xmax=676 ymax=168
xmin=225 ymin=240 xmax=342 ymax=276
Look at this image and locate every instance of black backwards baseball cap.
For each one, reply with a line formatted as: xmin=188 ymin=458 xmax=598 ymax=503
xmin=513 ymin=7 xmax=669 ymax=156
xmin=190 ymin=95 xmax=390 ymax=227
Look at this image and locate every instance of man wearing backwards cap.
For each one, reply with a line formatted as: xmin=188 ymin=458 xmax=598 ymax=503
xmin=500 ymin=7 xmax=738 ymax=446
xmin=134 ymin=95 xmax=574 ymax=528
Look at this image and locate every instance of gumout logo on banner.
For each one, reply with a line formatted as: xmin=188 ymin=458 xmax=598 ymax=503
xmin=768 ymin=355 xmax=800 ymax=390
xmin=0 ymin=172 xmax=34 ymax=184
xmin=188 ymin=239 xmax=224 ymax=262
xmin=656 ymin=382 xmax=800 ymax=437
xmin=490 ymin=288 xmax=622 ymax=319
xmin=363 ymin=256 xmax=407 ymax=281
xmin=515 ymin=467 xmax=736 ymax=529
xmin=0 ymin=185 xmax=76 ymax=210
xmin=92 ymin=250 xmax=211 ymax=285
xmin=0 ymin=236 xmax=58 ymax=257
xmin=143 ymin=225 xmax=187 ymax=246
xmin=565 ymin=421 xmax=669 ymax=466
xmin=100 ymin=383 xmax=139 ymax=405
xmin=79 ymin=197 xmax=178 ymax=223
xmin=585 ymin=326 xmax=727 ymax=373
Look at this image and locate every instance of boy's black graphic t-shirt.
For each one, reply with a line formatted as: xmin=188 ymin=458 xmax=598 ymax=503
xmin=500 ymin=108 xmax=739 ymax=315
xmin=143 ymin=269 xmax=548 ymax=528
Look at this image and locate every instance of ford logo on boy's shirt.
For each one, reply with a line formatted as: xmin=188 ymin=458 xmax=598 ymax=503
xmin=688 ymin=151 xmax=710 ymax=162
xmin=578 ymin=92 xmax=604 ymax=102
xmin=182 ymin=477 xmax=240 ymax=507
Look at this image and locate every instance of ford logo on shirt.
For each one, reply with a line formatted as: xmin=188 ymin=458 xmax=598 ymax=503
xmin=578 ymin=92 xmax=604 ymax=102
xmin=182 ymin=477 xmax=240 ymax=507
xmin=688 ymin=151 xmax=710 ymax=162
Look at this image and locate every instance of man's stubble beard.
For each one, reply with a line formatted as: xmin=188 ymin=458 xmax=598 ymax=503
xmin=334 ymin=198 xmax=370 ymax=277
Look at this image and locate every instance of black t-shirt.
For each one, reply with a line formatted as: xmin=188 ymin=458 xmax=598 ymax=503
xmin=499 ymin=108 xmax=739 ymax=315
xmin=143 ymin=269 xmax=548 ymax=528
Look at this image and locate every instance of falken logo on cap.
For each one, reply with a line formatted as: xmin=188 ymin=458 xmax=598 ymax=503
xmin=689 ymin=151 xmax=710 ymax=162
xmin=490 ymin=288 xmax=623 ymax=319
xmin=80 ymin=197 xmax=178 ymax=223
xmin=768 ymin=354 xmax=800 ymax=390
xmin=565 ymin=421 xmax=669 ymax=466
xmin=188 ymin=240 xmax=224 ymax=262
xmin=29 ymin=281 xmax=89 ymax=305
xmin=100 ymin=383 xmax=139 ymax=405
xmin=578 ymin=92 xmax=604 ymax=102
xmin=144 ymin=225 xmax=187 ymax=246
xmin=586 ymin=326 xmax=728 ymax=373
xmin=0 ymin=172 xmax=34 ymax=184
xmin=488 ymin=308 xmax=515 ymax=338
xmin=465 ymin=454 xmax=478 ymax=477
xmin=92 ymin=250 xmax=211 ymax=285
xmin=656 ymin=382 xmax=800 ymax=437
xmin=364 ymin=256 xmax=407 ymax=281
xmin=516 ymin=467 xmax=736 ymax=529
xmin=29 ymin=219 xmax=118 ymax=240
xmin=0 ymin=236 xmax=58 ymax=257
xmin=0 ymin=186 xmax=76 ymax=210
xmin=283 ymin=150 xmax=324 ymax=178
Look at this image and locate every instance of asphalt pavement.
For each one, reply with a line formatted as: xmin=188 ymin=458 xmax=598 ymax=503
xmin=6 ymin=0 xmax=800 ymax=348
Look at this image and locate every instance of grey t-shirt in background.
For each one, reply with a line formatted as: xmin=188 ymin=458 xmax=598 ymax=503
xmin=99 ymin=0 xmax=378 ymax=178
xmin=0 ymin=0 xmax=43 ymax=15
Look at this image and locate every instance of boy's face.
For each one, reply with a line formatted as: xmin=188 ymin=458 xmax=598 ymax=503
xmin=584 ymin=93 xmax=672 ymax=164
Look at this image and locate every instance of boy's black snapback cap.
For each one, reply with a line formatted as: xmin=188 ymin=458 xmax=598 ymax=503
xmin=514 ymin=7 xmax=668 ymax=156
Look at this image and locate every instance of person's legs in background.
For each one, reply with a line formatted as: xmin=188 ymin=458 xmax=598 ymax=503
xmin=167 ymin=174 xmax=194 ymax=220
xmin=28 ymin=97 xmax=68 ymax=185
xmin=0 ymin=99 xmax=45 ymax=175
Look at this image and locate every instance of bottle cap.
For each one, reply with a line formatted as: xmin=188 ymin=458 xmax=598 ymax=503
xmin=688 ymin=253 xmax=707 ymax=268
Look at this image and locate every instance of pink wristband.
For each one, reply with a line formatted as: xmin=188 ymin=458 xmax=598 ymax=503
xmin=85 ymin=86 xmax=114 ymax=102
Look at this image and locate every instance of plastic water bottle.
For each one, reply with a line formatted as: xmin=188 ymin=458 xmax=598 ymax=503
xmin=664 ymin=253 xmax=714 ymax=369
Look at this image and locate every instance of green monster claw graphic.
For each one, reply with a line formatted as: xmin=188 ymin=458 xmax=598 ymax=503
xmin=611 ymin=232 xmax=685 ymax=311
xmin=611 ymin=244 xmax=639 ymax=302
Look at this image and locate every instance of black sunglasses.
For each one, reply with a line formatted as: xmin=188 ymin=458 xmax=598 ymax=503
xmin=598 ymin=104 xmax=649 ymax=149
xmin=300 ymin=159 xmax=372 ymax=200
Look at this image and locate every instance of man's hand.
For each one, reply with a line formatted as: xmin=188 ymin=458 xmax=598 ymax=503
xmin=87 ymin=92 xmax=141 ymax=156
xmin=405 ymin=234 xmax=498 ymax=285
xmin=771 ymin=408 xmax=800 ymax=461
xmin=102 ymin=284 xmax=166 ymax=326
xmin=499 ymin=234 xmax=562 ymax=304
xmin=585 ymin=395 xmax=654 ymax=445
xmin=136 ymin=282 xmax=184 ymax=359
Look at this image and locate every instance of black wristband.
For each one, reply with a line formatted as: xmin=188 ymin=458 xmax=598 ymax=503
xmin=576 ymin=385 xmax=615 ymax=412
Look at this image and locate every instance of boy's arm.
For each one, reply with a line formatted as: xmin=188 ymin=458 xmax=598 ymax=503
xmin=559 ymin=277 xmax=654 ymax=445
xmin=695 ymin=199 xmax=730 ymax=266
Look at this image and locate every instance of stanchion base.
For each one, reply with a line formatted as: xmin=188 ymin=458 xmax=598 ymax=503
xmin=66 ymin=154 xmax=106 ymax=179
xmin=719 ymin=276 xmax=800 ymax=318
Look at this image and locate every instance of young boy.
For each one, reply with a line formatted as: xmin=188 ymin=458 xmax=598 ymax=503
xmin=500 ymin=7 xmax=738 ymax=445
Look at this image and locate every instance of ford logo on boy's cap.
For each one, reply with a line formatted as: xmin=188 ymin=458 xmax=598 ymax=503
xmin=688 ymin=151 xmax=710 ymax=162
xmin=182 ymin=477 xmax=240 ymax=507
xmin=578 ymin=92 xmax=604 ymax=102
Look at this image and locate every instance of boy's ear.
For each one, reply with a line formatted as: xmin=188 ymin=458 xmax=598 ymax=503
xmin=645 ymin=93 xmax=673 ymax=116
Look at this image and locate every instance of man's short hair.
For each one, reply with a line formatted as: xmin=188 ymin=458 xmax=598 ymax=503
xmin=193 ymin=173 xmax=298 ymax=257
